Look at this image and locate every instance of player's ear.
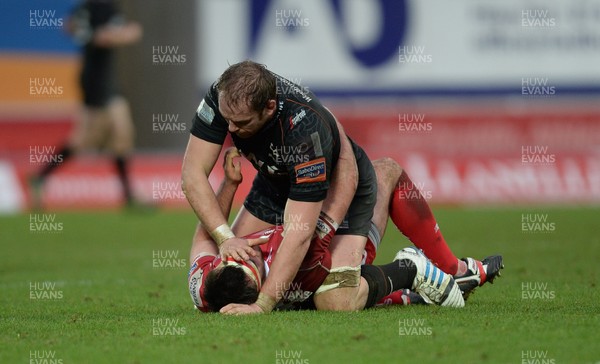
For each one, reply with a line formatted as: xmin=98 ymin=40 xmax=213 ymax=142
xmin=264 ymin=99 xmax=277 ymax=114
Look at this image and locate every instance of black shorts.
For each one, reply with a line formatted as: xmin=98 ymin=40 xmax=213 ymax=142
xmin=243 ymin=143 xmax=377 ymax=237
xmin=80 ymin=65 xmax=118 ymax=108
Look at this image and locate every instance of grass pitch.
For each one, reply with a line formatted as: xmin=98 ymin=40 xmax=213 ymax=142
xmin=1 ymin=207 xmax=599 ymax=363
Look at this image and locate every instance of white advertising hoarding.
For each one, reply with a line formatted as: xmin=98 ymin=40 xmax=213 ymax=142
xmin=197 ymin=0 xmax=600 ymax=95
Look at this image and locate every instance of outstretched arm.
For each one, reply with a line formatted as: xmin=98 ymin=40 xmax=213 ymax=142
xmin=93 ymin=20 xmax=142 ymax=47
xmin=189 ymin=147 xmax=244 ymax=262
xmin=183 ymin=137 xmax=257 ymax=261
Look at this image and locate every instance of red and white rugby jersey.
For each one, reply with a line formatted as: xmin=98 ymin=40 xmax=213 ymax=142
xmin=188 ymin=254 xmax=223 ymax=312
xmin=187 ymin=228 xmax=276 ymax=312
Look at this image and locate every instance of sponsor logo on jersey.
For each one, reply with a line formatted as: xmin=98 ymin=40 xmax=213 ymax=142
xmin=188 ymin=273 xmax=202 ymax=308
xmin=196 ymin=99 xmax=215 ymax=125
xmin=294 ymin=157 xmax=326 ymax=184
xmin=187 ymin=261 xmax=199 ymax=279
xmin=289 ymin=109 xmax=307 ymax=129
xmin=315 ymin=217 xmax=332 ymax=239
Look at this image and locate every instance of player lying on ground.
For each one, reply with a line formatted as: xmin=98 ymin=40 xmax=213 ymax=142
xmin=189 ymin=149 xmax=503 ymax=313
xmin=189 ymin=149 xmax=465 ymax=312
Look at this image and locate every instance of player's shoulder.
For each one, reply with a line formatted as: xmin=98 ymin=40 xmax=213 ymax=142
xmin=208 ymin=81 xmax=219 ymax=98
xmin=190 ymin=253 xmax=218 ymax=266
xmin=188 ymin=253 xmax=219 ymax=277
xmin=201 ymin=82 xmax=220 ymax=109
xmin=194 ymin=82 xmax=223 ymax=125
xmin=279 ymin=97 xmax=336 ymax=143
xmin=273 ymin=72 xmax=313 ymax=102
xmin=188 ymin=253 xmax=219 ymax=313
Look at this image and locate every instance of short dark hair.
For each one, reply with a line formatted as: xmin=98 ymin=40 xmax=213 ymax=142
xmin=216 ymin=60 xmax=276 ymax=113
xmin=203 ymin=265 xmax=259 ymax=312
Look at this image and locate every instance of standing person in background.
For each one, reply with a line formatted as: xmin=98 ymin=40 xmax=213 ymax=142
xmin=31 ymin=0 xmax=142 ymax=209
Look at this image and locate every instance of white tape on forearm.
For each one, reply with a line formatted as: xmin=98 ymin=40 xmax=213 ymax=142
xmin=255 ymin=292 xmax=277 ymax=313
xmin=211 ymin=224 xmax=235 ymax=246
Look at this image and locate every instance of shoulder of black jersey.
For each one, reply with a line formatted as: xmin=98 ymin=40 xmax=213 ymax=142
xmin=195 ymin=83 xmax=220 ymax=126
xmin=273 ymin=72 xmax=314 ymax=105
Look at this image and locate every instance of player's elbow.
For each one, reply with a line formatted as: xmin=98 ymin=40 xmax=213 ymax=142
xmin=293 ymin=232 xmax=313 ymax=251
xmin=181 ymin=158 xmax=202 ymax=190
xmin=372 ymin=157 xmax=403 ymax=187
xmin=180 ymin=171 xmax=191 ymax=196
xmin=285 ymin=229 xmax=313 ymax=255
xmin=180 ymin=165 xmax=199 ymax=199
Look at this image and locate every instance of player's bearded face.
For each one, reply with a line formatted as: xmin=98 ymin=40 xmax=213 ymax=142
xmin=219 ymin=94 xmax=275 ymax=138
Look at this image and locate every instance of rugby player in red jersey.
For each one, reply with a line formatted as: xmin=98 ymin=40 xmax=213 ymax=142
xmin=188 ymin=149 xmax=503 ymax=313
xmin=189 ymin=149 xmax=464 ymax=312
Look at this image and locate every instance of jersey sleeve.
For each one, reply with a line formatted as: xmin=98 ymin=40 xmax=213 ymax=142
xmin=70 ymin=1 xmax=118 ymax=45
xmin=188 ymin=254 xmax=218 ymax=312
xmin=285 ymin=111 xmax=337 ymax=202
xmin=190 ymin=83 xmax=229 ymax=145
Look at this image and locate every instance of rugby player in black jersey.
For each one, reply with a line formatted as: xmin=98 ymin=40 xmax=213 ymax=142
xmin=182 ymin=60 xmax=379 ymax=313
xmin=31 ymin=0 xmax=142 ymax=208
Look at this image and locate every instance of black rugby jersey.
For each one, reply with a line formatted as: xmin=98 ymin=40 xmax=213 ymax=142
xmin=191 ymin=73 xmax=341 ymax=202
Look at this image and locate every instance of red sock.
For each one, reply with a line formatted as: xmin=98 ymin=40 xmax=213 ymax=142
xmin=377 ymin=290 xmax=411 ymax=306
xmin=389 ymin=171 xmax=459 ymax=275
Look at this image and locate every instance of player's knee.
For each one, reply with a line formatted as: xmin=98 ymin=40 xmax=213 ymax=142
xmin=372 ymin=157 xmax=403 ymax=190
xmin=372 ymin=157 xmax=402 ymax=178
